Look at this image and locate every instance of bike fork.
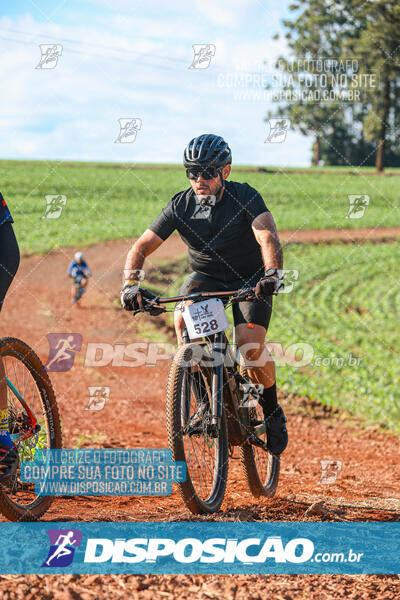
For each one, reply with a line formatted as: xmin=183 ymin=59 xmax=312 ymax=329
xmin=182 ymin=328 xmax=189 ymax=345
xmin=210 ymin=332 xmax=224 ymax=437
xmin=182 ymin=328 xmax=191 ymax=425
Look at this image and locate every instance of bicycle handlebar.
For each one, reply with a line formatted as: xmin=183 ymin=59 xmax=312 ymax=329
xmin=132 ymin=282 xmax=275 ymax=316
xmin=153 ymin=288 xmax=256 ymax=304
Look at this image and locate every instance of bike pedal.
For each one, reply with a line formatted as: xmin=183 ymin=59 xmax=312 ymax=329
xmin=247 ymin=432 xmax=268 ymax=451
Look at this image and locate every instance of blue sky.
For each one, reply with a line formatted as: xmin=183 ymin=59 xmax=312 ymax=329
xmin=0 ymin=0 xmax=311 ymax=165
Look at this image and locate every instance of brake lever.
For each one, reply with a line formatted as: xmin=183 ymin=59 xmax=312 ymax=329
xmin=132 ymin=298 xmax=165 ymax=316
xmin=231 ymin=289 xmax=256 ymax=303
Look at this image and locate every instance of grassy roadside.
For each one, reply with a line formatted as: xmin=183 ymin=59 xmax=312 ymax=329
xmin=1 ymin=160 xmax=399 ymax=254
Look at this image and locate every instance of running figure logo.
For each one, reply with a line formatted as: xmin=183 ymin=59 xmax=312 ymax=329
xmin=86 ymin=386 xmax=110 ymax=411
xmin=189 ymin=44 xmax=216 ymax=69
xmin=114 ymin=118 xmax=142 ymax=143
xmin=45 ymin=333 xmax=82 ymax=372
xmin=279 ymin=269 xmax=299 ymax=294
xmin=192 ymin=195 xmax=216 ymax=219
xmin=346 ymin=195 xmax=370 ymax=219
xmin=42 ymin=529 xmax=82 ymax=567
xmin=36 ymin=44 xmax=63 ymax=69
xmin=265 ymin=118 xmax=290 ymax=143
xmin=42 ymin=195 xmax=67 ymax=219
xmin=319 ymin=460 xmax=342 ymax=484
xmin=241 ymin=383 xmax=264 ymax=408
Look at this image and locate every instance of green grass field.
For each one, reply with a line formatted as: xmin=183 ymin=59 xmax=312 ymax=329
xmin=269 ymin=242 xmax=400 ymax=432
xmin=149 ymin=243 xmax=400 ymax=433
xmin=1 ymin=160 xmax=399 ymax=254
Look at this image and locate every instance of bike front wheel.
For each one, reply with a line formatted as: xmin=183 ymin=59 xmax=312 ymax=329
xmin=166 ymin=342 xmax=228 ymax=514
xmin=0 ymin=337 xmax=62 ymax=521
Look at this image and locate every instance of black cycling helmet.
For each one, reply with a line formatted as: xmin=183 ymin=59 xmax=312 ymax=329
xmin=183 ymin=134 xmax=232 ymax=168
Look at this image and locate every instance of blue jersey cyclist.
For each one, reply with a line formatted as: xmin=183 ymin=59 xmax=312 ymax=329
xmin=67 ymin=252 xmax=91 ymax=304
xmin=121 ymin=134 xmax=288 ymax=456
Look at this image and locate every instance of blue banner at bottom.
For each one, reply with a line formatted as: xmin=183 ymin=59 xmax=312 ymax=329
xmin=0 ymin=522 xmax=398 ymax=574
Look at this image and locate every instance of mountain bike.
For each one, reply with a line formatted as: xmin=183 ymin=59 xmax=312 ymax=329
xmin=0 ymin=337 xmax=62 ymax=520
xmin=134 ymin=285 xmax=279 ymax=514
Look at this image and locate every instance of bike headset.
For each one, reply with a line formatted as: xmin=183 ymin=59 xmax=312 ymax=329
xmin=183 ymin=134 xmax=232 ymax=203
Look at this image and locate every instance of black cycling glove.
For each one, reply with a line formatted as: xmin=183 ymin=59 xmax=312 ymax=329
xmin=255 ymin=268 xmax=284 ymax=299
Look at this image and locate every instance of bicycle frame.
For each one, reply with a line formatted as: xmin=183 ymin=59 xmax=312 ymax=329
xmin=182 ymin=325 xmax=265 ymax=446
xmin=141 ymin=286 xmax=271 ymax=446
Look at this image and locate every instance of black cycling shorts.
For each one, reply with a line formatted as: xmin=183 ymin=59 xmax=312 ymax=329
xmin=0 ymin=222 xmax=20 ymax=311
xmin=178 ymin=271 xmax=272 ymax=331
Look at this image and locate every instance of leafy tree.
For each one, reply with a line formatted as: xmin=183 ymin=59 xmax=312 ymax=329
xmin=268 ymin=0 xmax=355 ymax=165
xmin=345 ymin=0 xmax=400 ymax=171
xmin=268 ymin=0 xmax=400 ymax=169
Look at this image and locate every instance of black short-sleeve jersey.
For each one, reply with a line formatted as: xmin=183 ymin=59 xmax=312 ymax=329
xmin=149 ymin=180 xmax=269 ymax=281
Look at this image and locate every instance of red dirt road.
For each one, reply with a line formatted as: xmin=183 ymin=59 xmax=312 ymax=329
xmin=279 ymin=226 xmax=400 ymax=244
xmin=0 ymin=232 xmax=399 ymax=598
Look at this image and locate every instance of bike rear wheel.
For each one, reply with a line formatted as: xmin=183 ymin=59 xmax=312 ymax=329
xmin=0 ymin=337 xmax=62 ymax=521
xmin=166 ymin=342 xmax=228 ymax=514
xmin=238 ymin=367 xmax=280 ymax=497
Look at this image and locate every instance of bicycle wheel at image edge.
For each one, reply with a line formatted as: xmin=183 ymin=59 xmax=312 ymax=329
xmin=0 ymin=337 xmax=62 ymax=521
xmin=166 ymin=342 xmax=228 ymax=514
xmin=238 ymin=366 xmax=280 ymax=497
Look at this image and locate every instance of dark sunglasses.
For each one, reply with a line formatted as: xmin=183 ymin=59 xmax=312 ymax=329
xmin=186 ymin=167 xmax=219 ymax=180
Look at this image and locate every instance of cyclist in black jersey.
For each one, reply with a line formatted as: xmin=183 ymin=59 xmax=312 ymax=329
xmin=121 ymin=134 xmax=288 ymax=455
xmin=0 ymin=193 xmax=20 ymax=478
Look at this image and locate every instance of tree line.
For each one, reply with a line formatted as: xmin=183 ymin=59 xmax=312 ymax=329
xmin=268 ymin=0 xmax=400 ymax=170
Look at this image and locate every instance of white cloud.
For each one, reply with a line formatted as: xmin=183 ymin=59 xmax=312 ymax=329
xmin=102 ymin=14 xmax=203 ymax=43
xmin=194 ymin=0 xmax=256 ymax=27
xmin=211 ymin=35 xmax=289 ymax=72
xmin=0 ymin=10 xmax=310 ymax=166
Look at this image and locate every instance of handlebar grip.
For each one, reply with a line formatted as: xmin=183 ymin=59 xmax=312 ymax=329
xmin=260 ymin=280 xmax=276 ymax=296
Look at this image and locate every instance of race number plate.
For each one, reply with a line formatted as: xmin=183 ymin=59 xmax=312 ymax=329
xmin=182 ymin=298 xmax=229 ymax=339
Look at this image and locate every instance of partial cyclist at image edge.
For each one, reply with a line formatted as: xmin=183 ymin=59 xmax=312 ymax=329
xmin=0 ymin=192 xmax=20 ymax=478
xmin=121 ymin=134 xmax=288 ymax=455
xmin=0 ymin=193 xmax=62 ymax=520
xmin=67 ymin=251 xmax=91 ymax=304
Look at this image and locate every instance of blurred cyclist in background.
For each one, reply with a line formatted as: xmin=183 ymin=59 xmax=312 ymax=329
xmin=67 ymin=251 xmax=91 ymax=305
xmin=0 ymin=193 xmax=20 ymax=479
